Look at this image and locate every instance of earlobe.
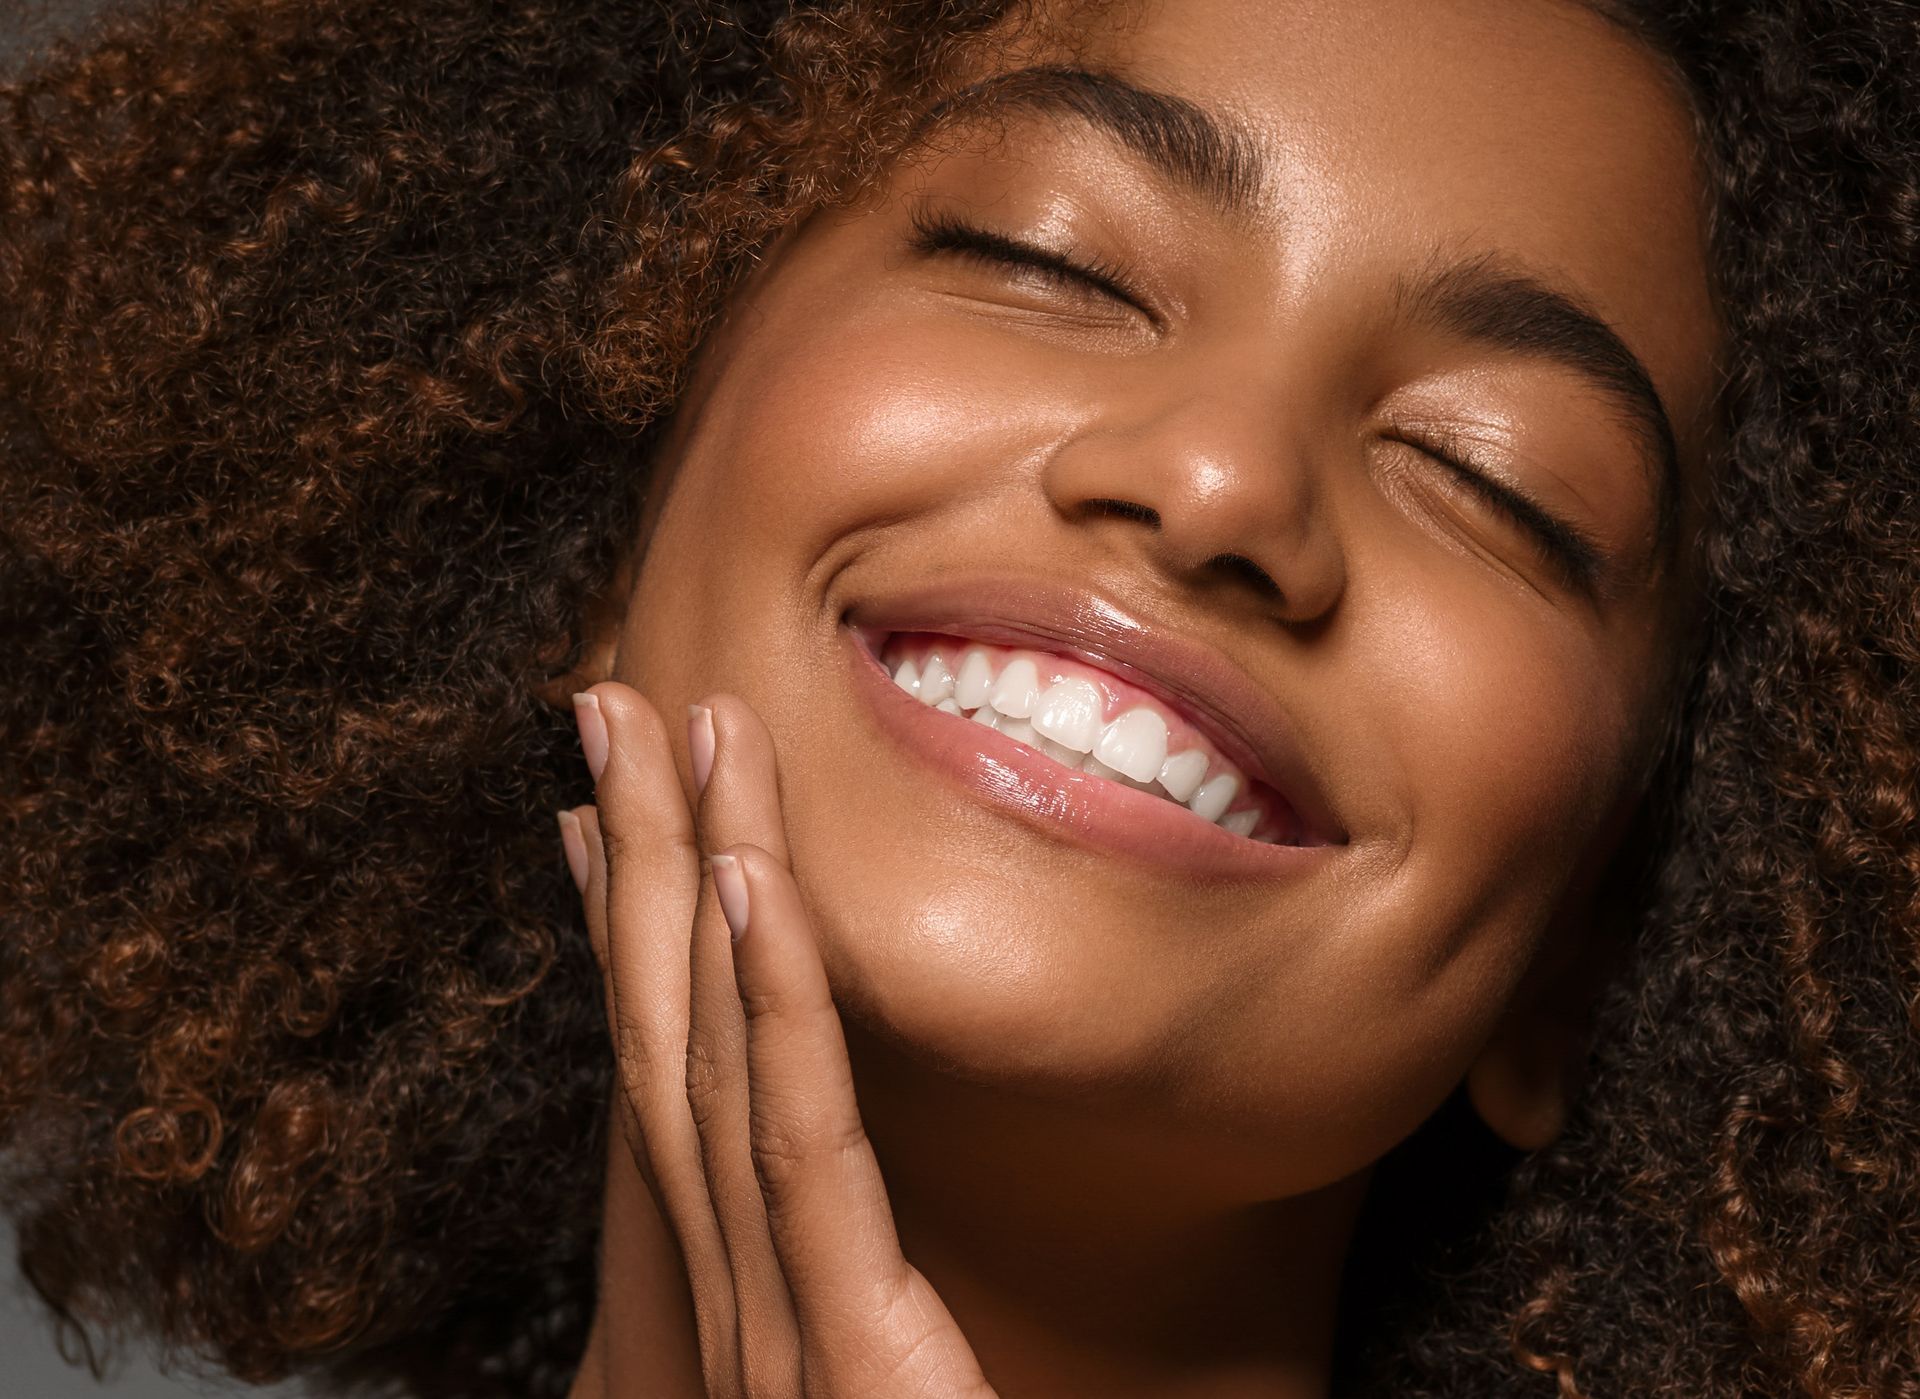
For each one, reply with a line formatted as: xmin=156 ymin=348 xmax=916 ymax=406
xmin=1465 ymin=904 xmax=1619 ymax=1151
xmin=1465 ymin=1008 xmax=1578 ymax=1152
xmin=1465 ymin=823 xmax=1645 ymax=1148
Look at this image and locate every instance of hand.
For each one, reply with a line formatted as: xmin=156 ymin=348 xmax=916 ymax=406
xmin=558 ymin=683 xmax=999 ymax=1399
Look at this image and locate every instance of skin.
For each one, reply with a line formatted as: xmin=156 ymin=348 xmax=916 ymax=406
xmin=555 ymin=0 xmax=1720 ymax=1393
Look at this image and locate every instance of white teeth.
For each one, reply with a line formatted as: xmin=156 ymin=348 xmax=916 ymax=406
xmin=996 ymin=715 xmax=1038 ymax=746
xmin=919 ymin=651 xmax=955 ymax=705
xmin=954 ymin=648 xmax=995 ymax=710
xmin=1030 ymin=677 xmax=1104 ymax=752
xmin=988 ymin=657 xmax=1042 ymax=719
xmin=1093 ymin=707 xmax=1169 ymax=783
xmin=1188 ymin=772 xmax=1240 ymax=823
xmin=1156 ymin=748 xmax=1209 ymax=803
xmin=1219 ymin=809 xmax=1259 ymax=838
xmin=1035 ymin=735 xmax=1087 ymax=769
xmin=897 ymin=642 xmax=1269 ymax=837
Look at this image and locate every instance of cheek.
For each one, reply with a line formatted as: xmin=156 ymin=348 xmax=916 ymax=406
xmin=1362 ymin=581 xmax=1631 ymax=1008
xmin=673 ymin=304 xmax=1066 ymax=557
xmin=1350 ymin=560 xmax=1637 ymax=975
xmin=1159 ymin=568 xmax=1653 ymax=1184
xmin=1390 ymin=587 xmax=1630 ymax=882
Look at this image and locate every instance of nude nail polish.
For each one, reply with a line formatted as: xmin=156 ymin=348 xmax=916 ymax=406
xmin=572 ymin=692 xmax=608 ymax=783
xmin=556 ymin=809 xmax=588 ymax=893
xmin=710 ymin=853 xmax=748 ymax=942
xmin=688 ymin=704 xmax=716 ymax=796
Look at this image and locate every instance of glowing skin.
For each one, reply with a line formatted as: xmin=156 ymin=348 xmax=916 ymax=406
xmin=567 ymin=0 xmax=1719 ymax=1394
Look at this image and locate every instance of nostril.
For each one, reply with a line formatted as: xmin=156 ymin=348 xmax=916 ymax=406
xmin=1086 ymin=497 xmax=1161 ymax=528
xmin=1206 ymin=552 xmax=1281 ymax=598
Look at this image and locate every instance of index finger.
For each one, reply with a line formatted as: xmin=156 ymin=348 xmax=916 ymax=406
xmin=717 ymin=846 xmax=994 ymax=1397
xmin=714 ymin=844 xmax=911 ymax=1316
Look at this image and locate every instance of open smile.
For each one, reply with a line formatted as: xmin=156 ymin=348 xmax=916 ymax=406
xmin=841 ymin=576 xmax=1346 ymax=877
xmin=879 ymin=631 xmax=1302 ymax=844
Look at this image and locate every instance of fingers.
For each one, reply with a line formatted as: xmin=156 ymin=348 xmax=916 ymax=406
xmin=718 ymin=845 xmax=992 ymax=1396
xmin=718 ymin=845 xmax=903 ymax=1301
xmin=571 ymin=684 xmax=743 ymax=1393
xmin=684 ymin=697 xmax=803 ymax=1397
xmin=691 ymin=695 xmax=792 ymax=863
xmin=573 ymin=690 xmax=703 ymax=1187
xmin=570 ymin=686 xmax=994 ymax=1399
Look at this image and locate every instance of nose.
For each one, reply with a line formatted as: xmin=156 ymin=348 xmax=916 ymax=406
xmin=1038 ymin=392 xmax=1347 ymax=626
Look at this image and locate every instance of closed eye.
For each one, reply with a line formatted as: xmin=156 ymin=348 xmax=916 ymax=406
xmin=1389 ymin=431 xmax=1606 ymax=593
xmin=905 ymin=207 xmax=1153 ymax=319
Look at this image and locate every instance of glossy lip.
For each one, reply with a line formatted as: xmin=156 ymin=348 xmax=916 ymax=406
xmin=844 ymin=626 xmax=1331 ymax=878
xmin=845 ymin=574 xmax=1348 ymax=848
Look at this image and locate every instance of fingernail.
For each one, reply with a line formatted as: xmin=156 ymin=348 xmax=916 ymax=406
xmin=710 ymin=853 xmax=748 ymax=942
xmin=556 ymin=809 xmax=588 ymax=893
xmin=688 ymin=703 xmax=716 ymax=797
xmin=573 ymin=692 xmax=608 ymax=784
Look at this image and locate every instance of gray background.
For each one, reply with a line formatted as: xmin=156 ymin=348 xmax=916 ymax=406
xmin=3 ymin=3 xmax=304 ymax=1395
xmin=1 ymin=1221 xmax=304 ymax=1399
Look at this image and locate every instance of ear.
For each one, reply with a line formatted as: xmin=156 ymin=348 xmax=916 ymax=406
xmin=1465 ymin=901 xmax=1621 ymax=1152
xmin=529 ymin=548 xmax=636 ymax=709
xmin=1464 ymin=986 xmax=1580 ymax=1152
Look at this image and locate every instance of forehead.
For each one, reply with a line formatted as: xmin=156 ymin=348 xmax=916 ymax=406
xmin=1006 ymin=0 xmax=1720 ymax=447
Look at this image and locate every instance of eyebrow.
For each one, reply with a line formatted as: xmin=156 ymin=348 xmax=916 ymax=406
xmin=920 ymin=64 xmax=1266 ymax=216
xmin=1398 ymin=254 xmax=1681 ymax=549
xmin=921 ymin=63 xmax=1682 ymax=550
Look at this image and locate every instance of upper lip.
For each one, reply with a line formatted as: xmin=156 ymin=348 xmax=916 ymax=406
xmin=845 ymin=573 xmax=1347 ymax=846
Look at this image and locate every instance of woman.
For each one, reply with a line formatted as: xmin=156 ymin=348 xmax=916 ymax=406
xmin=1 ymin=0 xmax=1914 ymax=1396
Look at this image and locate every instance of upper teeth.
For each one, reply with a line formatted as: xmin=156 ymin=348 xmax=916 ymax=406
xmin=887 ymin=640 xmax=1274 ymax=841
xmin=988 ymin=657 xmax=1043 ymax=718
xmin=1031 ymin=677 xmax=1104 ymax=752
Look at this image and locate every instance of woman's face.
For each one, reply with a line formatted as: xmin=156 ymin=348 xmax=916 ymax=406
xmin=611 ymin=0 xmax=1718 ymax=1198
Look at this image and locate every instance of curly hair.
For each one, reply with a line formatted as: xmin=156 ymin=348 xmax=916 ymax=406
xmin=0 ymin=1 xmax=1914 ymax=1397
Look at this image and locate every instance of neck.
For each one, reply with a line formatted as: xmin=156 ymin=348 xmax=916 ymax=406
xmin=574 ymin=1020 xmax=1367 ymax=1399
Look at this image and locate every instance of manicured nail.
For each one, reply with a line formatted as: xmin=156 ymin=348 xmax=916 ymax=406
xmin=573 ymin=692 xmax=608 ymax=784
xmin=688 ymin=703 xmax=716 ymax=796
xmin=556 ymin=809 xmax=588 ymax=893
xmin=710 ymin=853 xmax=748 ymax=942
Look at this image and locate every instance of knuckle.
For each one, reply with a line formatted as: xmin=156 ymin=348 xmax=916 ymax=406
xmin=749 ymin=1103 xmax=867 ymax=1194
xmin=747 ymin=1124 xmax=810 ymax=1193
xmin=617 ymin=1029 xmax=693 ymax=1123
xmin=682 ymin=1034 xmax=731 ymax=1127
xmin=734 ymin=983 xmax=789 ymax=1024
xmin=599 ymin=826 xmax=639 ymax=866
xmin=615 ymin=1044 xmax=667 ymax=1119
xmin=737 ymin=978 xmax=829 ymax=1027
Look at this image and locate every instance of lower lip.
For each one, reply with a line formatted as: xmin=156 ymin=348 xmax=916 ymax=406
xmin=843 ymin=626 xmax=1328 ymax=880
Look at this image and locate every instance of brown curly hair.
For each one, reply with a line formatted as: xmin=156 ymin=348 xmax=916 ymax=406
xmin=1 ymin=1 xmax=1915 ymax=1396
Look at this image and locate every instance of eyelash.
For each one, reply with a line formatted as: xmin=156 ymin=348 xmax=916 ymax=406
xmin=1392 ymin=432 xmax=1605 ymax=592
xmin=905 ymin=209 xmax=1602 ymax=593
xmin=905 ymin=208 xmax=1150 ymax=315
